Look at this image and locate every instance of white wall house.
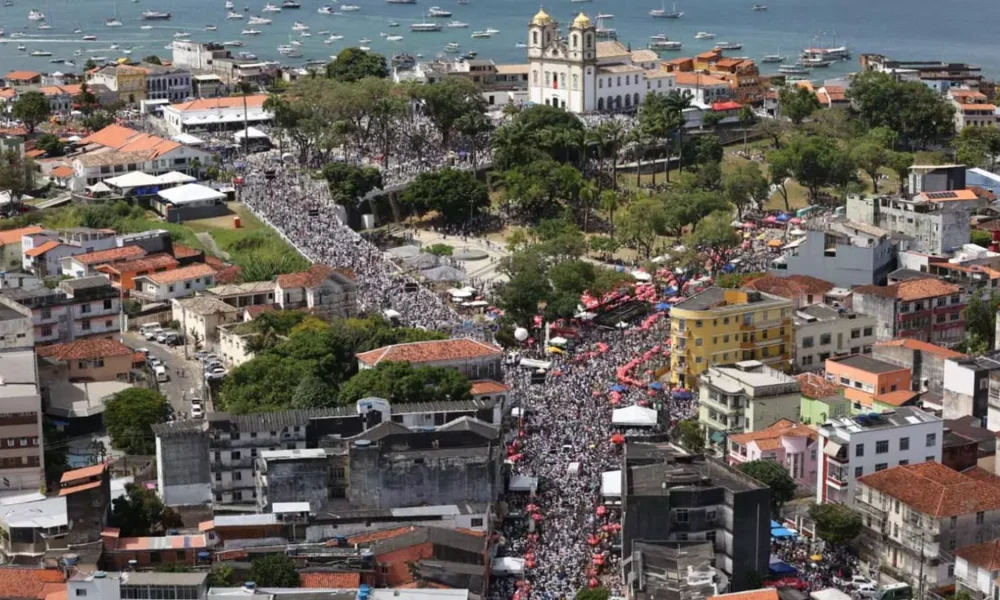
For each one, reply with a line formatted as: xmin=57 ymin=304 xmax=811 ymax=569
xmin=133 ymin=263 xmax=217 ymax=303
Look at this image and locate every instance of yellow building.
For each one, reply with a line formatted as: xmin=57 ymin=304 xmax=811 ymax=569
xmin=670 ymin=287 xmax=794 ymax=388
xmin=116 ymin=65 xmax=148 ymax=104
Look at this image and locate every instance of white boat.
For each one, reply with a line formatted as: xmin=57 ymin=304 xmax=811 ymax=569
xmin=798 ymin=56 xmax=831 ymax=67
xmin=324 ymin=34 xmax=343 ymax=42
xmin=751 ymin=4 xmax=767 ymax=10
xmin=281 ymin=0 xmax=300 ymax=7
xmin=27 ymin=8 xmax=43 ymax=20
xmin=241 ymin=28 xmax=261 ymax=34
xmin=37 ymin=22 xmax=51 ymax=29
xmin=340 ymin=4 xmax=360 ymax=10
xmin=649 ymin=1 xmax=682 ymax=18
xmin=72 ymin=27 xmax=82 ymax=33
xmin=90 ymin=54 xmax=108 ymax=60
xmin=261 ymin=3 xmax=281 ymax=11
xmin=800 ymin=45 xmax=850 ymax=60
xmin=291 ymin=21 xmax=309 ymax=30
xmin=110 ymin=42 xmax=119 ymax=48
xmin=30 ymin=49 xmax=51 ymax=56
xmin=122 ymin=48 xmax=131 ymax=54
xmin=485 ymin=26 xmax=499 ymax=34
xmin=410 ymin=19 xmax=443 ymax=32
xmin=596 ymin=12 xmax=613 ymax=18
xmin=205 ymin=24 xmax=217 ymax=30
xmin=141 ymin=10 xmax=170 ymax=19
xmin=388 ymin=20 xmax=399 ymax=27
xmin=514 ymin=42 xmax=526 ymax=48
xmin=289 ymin=38 xmax=302 ymax=45
xmin=694 ymin=31 xmax=714 ymax=39
xmin=225 ymin=0 xmax=234 ymax=7
xmin=236 ymin=50 xmax=256 ymax=58
xmin=227 ymin=10 xmax=243 ymax=18
xmin=106 ymin=17 xmax=122 ymax=26
xmin=318 ymin=29 xmax=329 ymax=33
xmin=444 ymin=41 xmax=460 ymax=52
xmin=761 ymin=48 xmax=784 ymax=63
xmin=359 ymin=44 xmax=370 ymax=50
xmin=222 ymin=39 xmax=244 ymax=45
xmin=386 ymin=0 xmax=416 ymax=4
xmin=386 ymin=34 xmax=403 ymax=41
xmin=358 ymin=36 xmax=371 ymax=42
xmin=778 ymin=64 xmax=809 ymax=74
xmin=173 ymin=31 xmax=190 ymax=37
xmin=651 ymin=39 xmax=682 ymax=50
xmin=649 ymin=33 xmax=666 ymax=40
xmin=715 ymin=41 xmax=742 ymax=50
xmin=470 ymin=30 xmax=489 ymax=38
xmin=447 ymin=20 xmax=468 ymax=28
xmin=82 ymin=34 xmax=97 ymax=40
xmin=379 ymin=30 xmax=387 ymax=36
xmin=248 ymin=15 xmax=271 ymax=23
xmin=428 ymin=6 xmax=452 ymax=17
xmin=317 ymin=5 xmax=333 ymax=13
xmin=73 ymin=48 xmax=82 ymax=55
xmin=283 ymin=48 xmax=302 ymax=57
xmin=300 ymin=31 xmax=311 ymax=36
xmin=16 ymin=44 xmax=25 ymax=50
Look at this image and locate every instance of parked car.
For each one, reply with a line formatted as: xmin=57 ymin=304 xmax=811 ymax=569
xmin=850 ymin=577 xmax=876 ymax=590
xmin=163 ymin=333 xmax=183 ymax=346
xmin=191 ymin=402 xmax=204 ymax=419
xmin=155 ymin=330 xmax=175 ymax=343
xmin=205 ymin=366 xmax=228 ymax=381
xmin=148 ymin=356 xmax=164 ymax=368
xmin=142 ymin=326 xmax=164 ymax=341
xmin=154 ymin=365 xmax=169 ymax=383
xmin=856 ymin=584 xmax=878 ymax=599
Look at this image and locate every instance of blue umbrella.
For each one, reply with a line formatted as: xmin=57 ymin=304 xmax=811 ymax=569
xmin=776 ymin=213 xmax=790 ymax=222
xmin=655 ymin=302 xmax=670 ymax=311
xmin=609 ymin=384 xmax=627 ymax=393
xmin=665 ymin=286 xmax=678 ymax=295
xmin=648 ymin=382 xmax=665 ymax=390
xmin=673 ymin=390 xmax=693 ymax=400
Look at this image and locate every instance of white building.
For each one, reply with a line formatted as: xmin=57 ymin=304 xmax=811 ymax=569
xmin=0 ymin=349 xmax=45 ymax=496
xmin=816 ymin=407 xmax=943 ymax=506
xmin=171 ymin=296 xmax=239 ymax=350
xmin=133 ymin=263 xmax=217 ymax=303
xmin=274 ymin=264 xmax=358 ymax=317
xmin=160 ymin=95 xmax=272 ymax=136
xmin=793 ymin=304 xmax=877 ymax=372
xmin=69 ymin=571 xmax=209 ymax=600
xmin=955 ymin=539 xmax=1000 ymax=600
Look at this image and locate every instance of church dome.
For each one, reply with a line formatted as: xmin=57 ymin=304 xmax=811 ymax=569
xmin=571 ymin=11 xmax=592 ymax=28
xmin=531 ymin=8 xmax=553 ymax=26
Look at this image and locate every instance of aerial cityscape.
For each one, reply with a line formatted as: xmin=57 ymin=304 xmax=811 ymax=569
xmin=0 ymin=2 xmax=998 ymax=600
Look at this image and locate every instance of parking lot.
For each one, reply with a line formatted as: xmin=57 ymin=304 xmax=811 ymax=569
xmin=121 ymin=328 xmax=222 ymax=419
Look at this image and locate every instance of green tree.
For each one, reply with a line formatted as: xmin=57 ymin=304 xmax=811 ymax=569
xmin=0 ymin=151 xmax=36 ymax=213
xmin=588 ymin=235 xmax=621 ymax=260
xmin=758 ymin=118 xmax=787 ymax=149
xmin=701 ymin=110 xmax=724 ymax=132
xmin=638 ymin=92 xmax=670 ymax=185
xmin=724 ymin=161 xmax=769 ymax=217
xmin=424 ymin=243 xmax=454 ymax=257
xmin=953 ymin=126 xmax=1000 ymax=169
xmin=322 ymin=162 xmax=383 ymax=216
xmin=664 ymin=90 xmax=693 ymax=172
xmin=887 ymin=150 xmax=914 ymax=195
xmin=850 ymin=140 xmax=890 ymax=193
xmin=717 ymin=272 xmax=765 ymax=288
xmin=401 ymin=168 xmax=489 ymax=224
xmin=738 ymin=104 xmax=757 ymax=153
xmin=326 ymin=48 xmax=389 ymax=82
xmin=35 ymin=133 xmax=65 ymax=157
xmin=618 ymin=196 xmax=667 ymax=259
xmin=809 ymin=502 xmax=862 ymax=546
xmin=961 ymin=291 xmax=1000 ymax=355
xmin=493 ymin=104 xmax=586 ymax=170
xmin=82 ymin=111 xmax=115 ymax=132
xmin=737 ymin=460 xmax=797 ymax=514
xmin=688 ymin=210 xmax=740 ymax=250
xmin=338 ymin=361 xmax=472 ymax=405
xmin=205 ymin=567 xmax=235 ymax=588
xmin=143 ymin=55 xmax=162 ymax=65
xmin=104 ymin=389 xmax=170 ymax=455
xmin=678 ymin=419 xmax=704 ymax=453
xmin=410 ymin=77 xmax=485 ymax=148
xmin=847 ymin=71 xmax=955 ymax=149
xmin=249 ymin=554 xmax=300 ymax=587
xmin=454 ymin=108 xmax=493 ymax=170
xmin=11 ymin=91 xmax=51 ymax=134
xmin=576 ymin=589 xmax=611 ymax=600
xmin=499 ymin=159 xmax=584 ymax=222
xmin=110 ymin=483 xmax=183 ymax=536
xmin=779 ymin=85 xmax=821 ymax=125
xmin=770 ymin=134 xmax=855 ymax=202
xmin=971 ymin=230 xmax=993 ymax=247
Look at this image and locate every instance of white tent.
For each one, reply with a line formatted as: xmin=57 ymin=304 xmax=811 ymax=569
xmin=157 ymin=183 xmax=227 ymax=206
xmin=233 ymin=126 xmax=270 ymax=140
xmin=155 ymin=171 xmax=197 ymax=185
xmin=86 ymin=181 xmax=111 ymax=193
xmin=567 ymin=462 xmax=581 ymax=476
xmin=508 ymin=474 xmax=538 ymax=493
xmin=549 ymin=336 xmax=568 ymax=347
xmin=519 ymin=358 xmax=551 ymax=371
xmin=171 ymin=133 xmax=205 ymax=146
xmin=601 ymin=470 xmax=622 ymax=498
xmin=491 ymin=557 xmax=525 ymax=575
xmin=104 ymin=171 xmax=161 ymax=189
xmin=612 ymin=405 xmax=658 ymax=427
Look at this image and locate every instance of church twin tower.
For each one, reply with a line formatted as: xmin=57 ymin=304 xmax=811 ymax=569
xmin=526 ymin=8 xmax=599 ymax=112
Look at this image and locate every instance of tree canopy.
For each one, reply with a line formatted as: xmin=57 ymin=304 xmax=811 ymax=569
xmin=12 ymin=91 xmax=50 ymax=134
xmin=249 ymin=554 xmax=300 ymax=587
xmin=401 ymin=168 xmax=489 ymax=224
xmin=492 ymin=104 xmax=585 ymax=170
xmin=768 ymin=134 xmax=855 ymax=202
xmin=104 ymin=389 xmax=171 ymax=455
xmin=847 ymin=71 xmax=955 ymax=149
xmin=779 ymin=85 xmax=821 ymax=125
xmin=326 ymin=48 xmax=389 ymax=82
xmin=110 ymin=483 xmax=183 ymax=536
xmin=809 ymin=502 xmax=862 ymax=546
xmin=737 ymin=460 xmax=797 ymax=514
xmin=338 ymin=361 xmax=472 ymax=405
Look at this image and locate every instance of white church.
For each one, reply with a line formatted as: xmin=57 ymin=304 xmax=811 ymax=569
xmin=527 ymin=9 xmax=679 ymax=113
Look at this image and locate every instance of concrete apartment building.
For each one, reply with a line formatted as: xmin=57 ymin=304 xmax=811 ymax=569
xmin=621 ymin=441 xmax=771 ymax=591
xmin=132 ymin=263 xmax=217 ymax=303
xmin=698 ymin=360 xmax=801 ymax=453
xmin=873 ymin=338 xmax=967 ymax=398
xmin=0 ymin=349 xmax=45 ymax=496
xmin=816 ymin=407 xmax=943 ymax=506
xmin=744 ymin=273 xmax=834 ymax=310
xmin=955 ymin=539 xmax=1000 ymax=600
xmin=669 ymin=288 xmax=794 ymax=389
xmin=771 ymin=221 xmax=898 ymax=288
xmin=855 ymin=462 xmax=1000 ymax=591
xmin=0 ymin=277 xmax=120 ymax=344
xmin=853 ymin=277 xmax=966 ymax=344
xmin=825 ymin=355 xmax=911 ymax=412
xmin=255 ymin=448 xmax=332 ymax=513
xmin=948 ymin=88 xmax=997 ymax=131
xmin=274 ymin=265 xmax=359 ymax=318
xmin=793 ymin=304 xmax=877 ymax=372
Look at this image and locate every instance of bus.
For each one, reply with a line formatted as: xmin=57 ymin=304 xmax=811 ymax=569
xmin=875 ymin=583 xmax=912 ymax=600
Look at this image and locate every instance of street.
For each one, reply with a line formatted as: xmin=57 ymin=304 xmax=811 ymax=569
xmin=121 ymin=331 xmax=207 ymax=419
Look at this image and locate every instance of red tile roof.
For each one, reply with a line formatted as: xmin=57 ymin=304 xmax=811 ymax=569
xmin=171 ymin=95 xmax=268 ymax=112
xmin=299 ymin=572 xmax=362 ymax=588
xmin=138 ymin=263 xmax=215 ymax=285
xmin=70 ymin=245 xmax=146 ymax=266
xmin=0 ymin=226 xmax=43 ymax=246
xmin=796 ymin=372 xmax=842 ymax=399
xmin=858 ymin=461 xmax=1000 ymax=518
xmin=58 ymin=481 xmax=102 ymax=496
xmin=172 ymin=244 xmax=202 ymax=259
xmin=470 ymin=380 xmax=510 ymax=395
xmin=956 ymin=540 xmax=1000 ymax=571
xmin=342 ymin=526 xmax=417 ymax=546
xmin=60 ymin=461 xmax=107 ymax=483
xmin=24 ymin=240 xmax=61 ymax=257
xmin=81 ymin=124 xmax=139 ymax=149
xmin=729 ymin=418 xmax=816 ymax=447
xmin=873 ymin=390 xmax=920 ymax=407
xmin=356 ymin=339 xmax=503 ymax=367
xmin=276 ymin=264 xmax=335 ymax=289
xmin=711 ymin=590 xmax=780 ymax=600
xmin=0 ymin=569 xmax=66 ymax=600
xmin=38 ymin=339 xmax=134 ymax=361
xmin=854 ymin=277 xmax=962 ymax=302
xmin=98 ymin=253 xmax=179 ymax=275
xmin=50 ymin=165 xmax=74 ymax=178
xmin=744 ymin=273 xmax=834 ymax=299
xmin=874 ymin=339 xmax=967 ymax=360
xmin=213 ymin=265 xmax=242 ymax=284
xmin=4 ymin=71 xmax=41 ymax=81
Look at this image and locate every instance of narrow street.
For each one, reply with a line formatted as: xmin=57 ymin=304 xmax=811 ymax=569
xmin=121 ymin=331 xmax=206 ymax=419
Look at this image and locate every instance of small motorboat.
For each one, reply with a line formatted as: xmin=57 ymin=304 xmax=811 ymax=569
xmin=444 ymin=41 xmax=460 ymax=52
xmin=227 ymin=10 xmax=243 ymax=18
xmin=241 ymin=28 xmax=261 ymax=34
xmin=105 ymin=17 xmax=122 ymax=26
xmin=318 ymin=5 xmax=333 ymax=13
xmin=388 ymin=20 xmax=399 ymax=27
xmin=386 ymin=34 xmax=403 ymax=41
xmin=694 ymin=31 xmax=714 ymax=39
xmin=140 ymin=24 xmax=153 ymax=28
xmin=30 ymin=49 xmax=52 ymax=56
xmin=262 ymin=3 xmax=281 ymax=12
xmin=340 ymin=4 xmax=360 ymax=11
xmin=82 ymin=34 xmax=97 ymax=40
xmin=205 ymin=24 xmax=217 ymax=30
xmin=16 ymin=44 xmax=25 ymax=50
xmin=447 ymin=20 xmax=468 ymax=28
xmin=292 ymin=21 xmax=309 ymax=30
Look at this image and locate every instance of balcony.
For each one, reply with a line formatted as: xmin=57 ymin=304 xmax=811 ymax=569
xmin=211 ymin=478 xmax=253 ymax=492
xmin=827 ymin=465 xmax=849 ymax=485
xmin=854 ymin=492 xmax=887 ymax=521
xmin=211 ymin=457 xmax=254 ymax=469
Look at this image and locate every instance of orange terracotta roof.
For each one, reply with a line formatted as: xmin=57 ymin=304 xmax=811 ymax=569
xmin=0 ymin=88 xmax=16 ymax=99
xmin=796 ymin=372 xmax=843 ymax=399
xmin=58 ymin=481 xmax=102 ymax=496
xmin=855 ymin=277 xmax=961 ymax=302
xmin=171 ymin=95 xmax=268 ymax=112
xmin=453 ymin=528 xmax=488 ymax=537
xmin=744 ymin=273 xmax=834 ymax=299
xmin=37 ymin=86 xmax=70 ymax=97
xmin=45 ymin=589 xmax=67 ymax=600
xmin=711 ymin=590 xmax=780 ymax=600
xmin=58 ymin=84 xmax=82 ymax=96
xmin=873 ymin=338 xmax=967 ymax=359
xmin=858 ymin=461 xmax=1000 ymax=518
xmin=0 ymin=226 xmax=43 ymax=246
xmin=950 ymin=89 xmax=987 ymax=99
xmin=38 ymin=339 xmax=134 ymax=361
xmin=874 ymin=389 xmax=921 ymax=407
xmin=60 ymin=461 xmax=108 ymax=483
xmin=276 ymin=264 xmax=335 ymax=289
xmin=117 ymin=133 xmax=181 ymax=158
xmin=5 ymin=71 xmax=41 ymax=81
xmin=0 ymin=569 xmax=66 ymax=600
xmin=24 ymin=240 xmax=62 ymax=257
xmin=138 ymin=262 xmax=215 ymax=285
xmin=729 ymin=418 xmax=816 ymax=447
xmin=80 ymin=124 xmax=140 ymax=149
xmin=244 ymin=304 xmax=277 ymax=319
xmin=50 ymin=165 xmax=74 ymax=178
xmin=98 ymin=253 xmax=179 ymax=275
xmin=24 ymin=149 xmax=45 ymax=159
xmin=470 ymin=380 xmax=510 ymax=395
xmin=956 ymin=540 xmax=1000 ymax=571
xmin=675 ymin=72 xmax=728 ymax=87
xmin=214 ymin=263 xmax=241 ymax=282
xmin=357 ymin=339 xmax=503 ymax=367
xmin=342 ymin=526 xmax=417 ymax=546
xmin=172 ymin=244 xmax=202 ymax=259
xmin=957 ymin=103 xmax=997 ymax=111
xmin=70 ymin=245 xmax=146 ymax=266
xmin=299 ymin=572 xmax=362 ymax=588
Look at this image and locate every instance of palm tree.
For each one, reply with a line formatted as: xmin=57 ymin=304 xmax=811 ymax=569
xmin=664 ymin=90 xmax=693 ymax=172
xmin=579 ymin=181 xmax=598 ymax=233
xmin=738 ymin=104 xmax=757 ymax=154
xmin=455 ymin=110 xmax=492 ymax=172
xmin=630 ymin=128 xmax=648 ymax=188
xmin=236 ymin=81 xmax=256 ymax=156
xmin=597 ymin=120 xmax=628 ymax=190
xmin=600 ymin=189 xmax=622 ymax=239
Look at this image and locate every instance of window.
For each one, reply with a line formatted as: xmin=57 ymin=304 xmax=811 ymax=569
xmin=696 ymin=338 xmax=703 ymax=346
xmin=840 ymin=376 xmax=850 ymax=385
xmin=675 ymin=508 xmax=689 ymax=523
xmin=81 ymin=319 xmax=90 ymax=331
xmin=876 ymin=440 xmax=888 ymax=454
xmin=819 ymin=333 xmax=831 ymax=345
xmin=80 ymin=303 xmax=90 ymax=314
xmin=863 ymin=327 xmax=873 ymax=336
xmin=851 ymin=328 xmax=861 ymax=339
xmin=875 ymin=463 xmax=887 ymax=472
xmin=899 ymin=437 xmax=909 ymax=451
xmin=899 ymin=459 xmax=908 ymax=466
xmin=76 ymin=590 xmax=87 ymax=597
xmin=231 ymin=451 xmax=240 ymax=460
xmin=926 ymin=433 xmax=936 ymax=447
xmin=977 ymin=511 xmax=985 ymax=525
xmin=951 ymin=516 xmax=958 ymax=529
xmin=706 ymin=509 xmax=717 ymax=521
xmin=470 ymin=517 xmax=484 ymax=527
xmin=802 ymin=355 xmax=813 ymax=366
xmin=855 ymin=466 xmax=863 ymax=478
xmin=855 ymin=443 xmax=864 ymax=457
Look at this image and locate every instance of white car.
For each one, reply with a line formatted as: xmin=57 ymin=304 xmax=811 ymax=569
xmin=155 ymin=331 xmax=174 ymax=343
xmin=205 ymin=366 xmax=228 ymax=381
xmin=851 ymin=576 xmax=875 ymax=589
xmin=142 ymin=327 xmax=164 ymax=340
xmin=191 ymin=404 xmax=204 ymax=418
xmin=856 ymin=584 xmax=878 ymax=599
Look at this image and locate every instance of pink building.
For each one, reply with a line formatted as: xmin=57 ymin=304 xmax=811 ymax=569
xmin=728 ymin=419 xmax=818 ymax=488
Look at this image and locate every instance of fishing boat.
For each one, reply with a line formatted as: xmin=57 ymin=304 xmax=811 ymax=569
xmin=318 ymin=5 xmax=333 ymax=13
xmin=694 ymin=31 xmax=714 ymax=39
xmin=470 ymin=30 xmax=489 ymax=38
xmin=444 ymin=41 xmax=460 ymax=52
xmin=650 ymin=39 xmax=682 ymax=50
xmin=241 ymin=27 xmax=261 ymax=34
xmin=428 ymin=6 xmax=451 ymax=17
xmin=714 ymin=41 xmax=742 ymax=50
xmin=386 ymin=34 xmax=403 ymax=41
xmin=485 ymin=26 xmax=499 ymax=34
xmin=205 ymin=24 xmax=217 ymax=30
xmin=248 ymin=15 xmax=271 ymax=23
xmin=649 ymin=2 xmax=682 ymax=18
xmin=340 ymin=4 xmax=360 ymax=10
xmin=649 ymin=33 xmax=666 ymax=41
xmin=9 ymin=31 xmax=24 ymax=37
xmin=596 ymin=12 xmax=612 ymax=18
xmin=237 ymin=50 xmax=256 ymax=58
xmin=751 ymin=4 xmax=767 ymax=10
xmin=37 ymin=21 xmax=51 ymax=29
xmin=798 ymin=56 xmax=831 ymax=67
xmin=410 ymin=17 xmax=443 ymax=31
xmin=82 ymin=34 xmax=97 ymax=40
xmin=388 ymin=21 xmax=399 ymax=26
xmin=141 ymin=10 xmax=171 ymax=19
xmin=225 ymin=0 xmax=234 ymax=7
xmin=261 ymin=3 xmax=281 ymax=11
xmin=281 ymin=0 xmax=300 ymax=7
xmin=227 ymin=10 xmax=243 ymax=18
xmin=778 ymin=64 xmax=808 ymax=74
xmin=30 ymin=49 xmax=51 ymax=56
xmin=761 ymin=48 xmax=784 ymax=63
xmin=292 ymin=21 xmax=309 ymax=30
xmin=447 ymin=20 xmax=468 ymax=28
xmin=173 ymin=31 xmax=190 ymax=37
xmin=106 ymin=17 xmax=122 ymax=26
xmin=27 ymin=8 xmax=43 ymax=20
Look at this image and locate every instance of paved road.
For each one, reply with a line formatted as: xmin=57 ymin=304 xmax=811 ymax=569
xmin=121 ymin=331 xmax=206 ymax=418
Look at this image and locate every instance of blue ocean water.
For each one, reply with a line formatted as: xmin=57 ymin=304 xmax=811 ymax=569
xmin=1 ymin=0 xmax=998 ymax=78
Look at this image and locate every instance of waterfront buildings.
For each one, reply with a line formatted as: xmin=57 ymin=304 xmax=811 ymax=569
xmin=815 ymin=407 xmax=942 ymax=506
xmin=948 ymin=88 xmax=997 ymax=131
xmin=669 ymin=287 xmax=793 ymax=388
xmin=160 ymin=95 xmax=273 ymax=135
